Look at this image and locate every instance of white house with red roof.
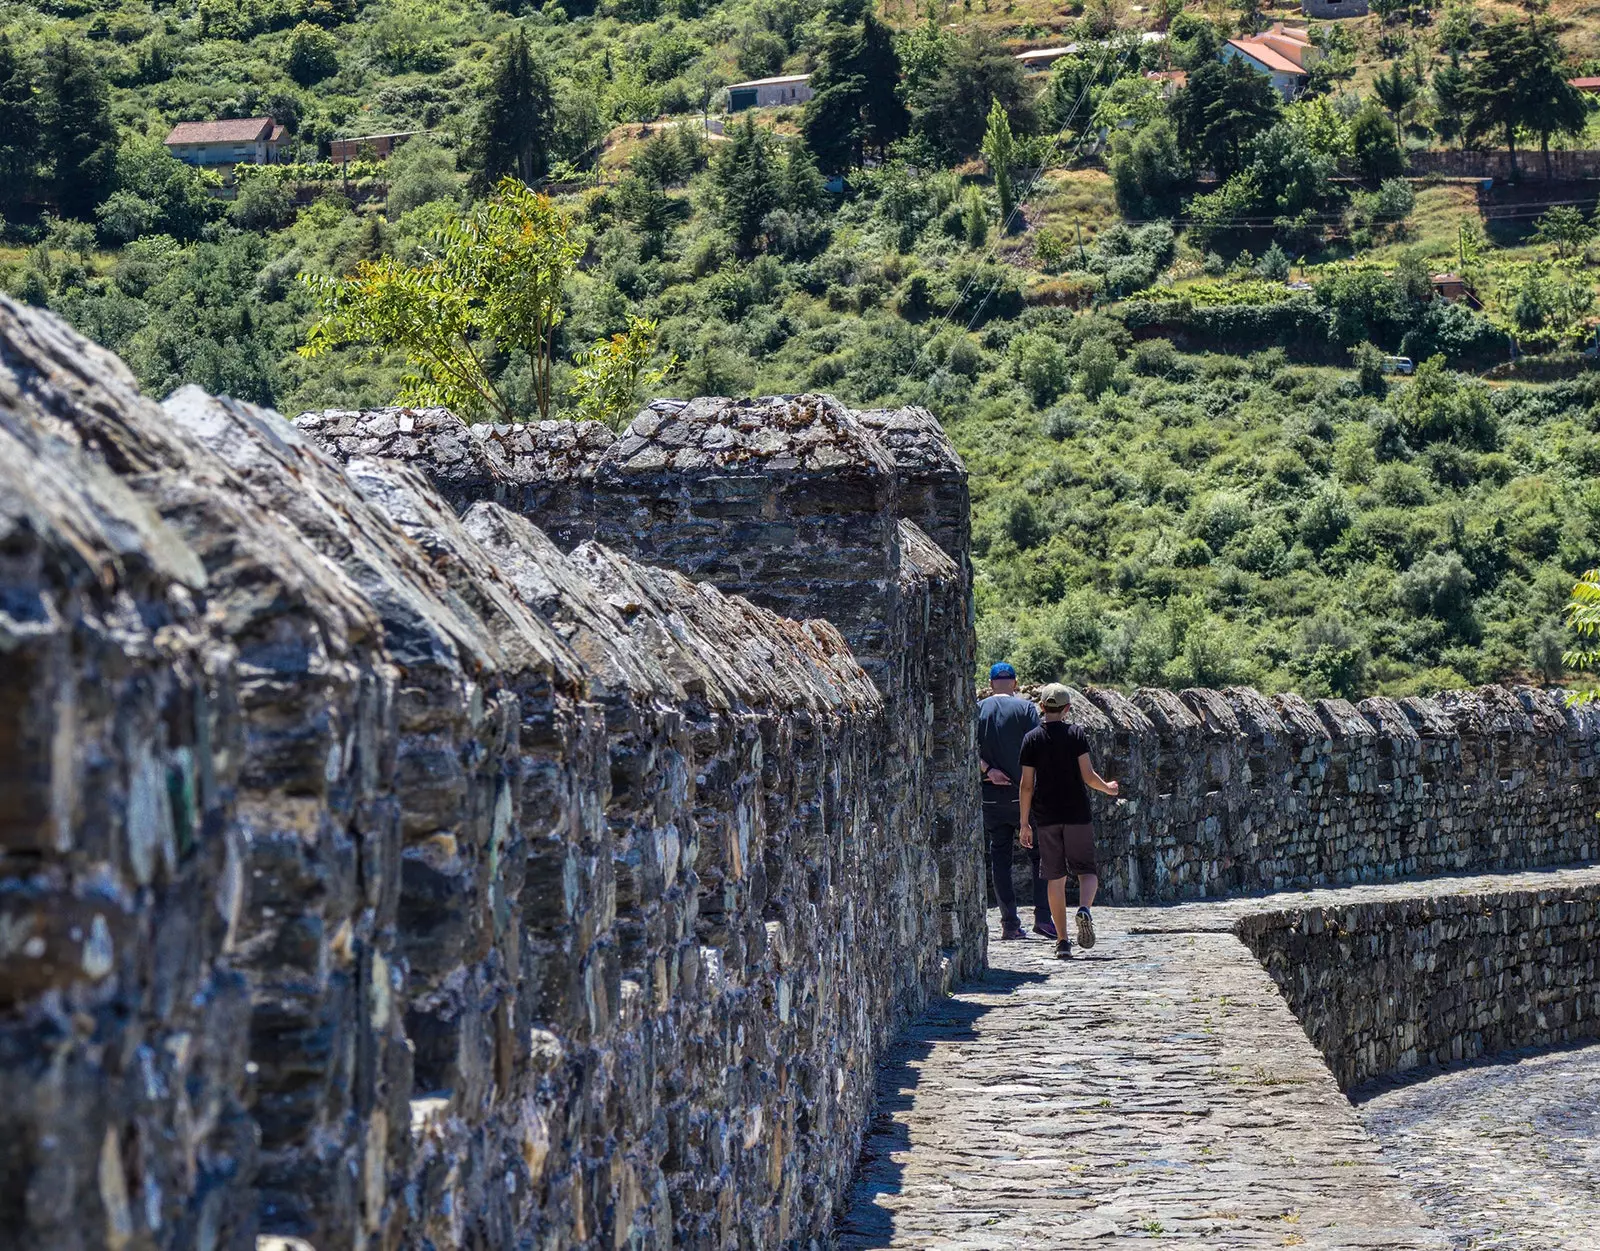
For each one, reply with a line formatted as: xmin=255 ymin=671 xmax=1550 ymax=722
xmin=162 ymin=117 xmax=287 ymax=168
xmin=1220 ymin=25 xmax=1318 ymax=100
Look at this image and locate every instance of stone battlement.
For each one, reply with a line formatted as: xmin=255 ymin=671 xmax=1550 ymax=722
xmin=0 ymin=305 xmax=979 ymax=1250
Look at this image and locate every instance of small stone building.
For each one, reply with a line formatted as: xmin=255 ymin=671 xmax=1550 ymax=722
xmin=1303 ymin=0 xmax=1368 ymax=16
xmin=726 ymin=73 xmax=812 ymax=110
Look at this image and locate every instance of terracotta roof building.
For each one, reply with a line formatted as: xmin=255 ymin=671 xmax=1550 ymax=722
xmin=163 ymin=117 xmax=286 ymax=167
xmin=1220 ymin=25 xmax=1318 ymax=100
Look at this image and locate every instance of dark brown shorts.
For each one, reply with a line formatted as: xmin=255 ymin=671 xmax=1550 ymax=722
xmin=1034 ymin=823 xmax=1097 ymax=881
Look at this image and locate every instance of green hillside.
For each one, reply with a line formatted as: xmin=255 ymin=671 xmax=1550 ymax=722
xmin=3 ymin=0 xmax=1600 ymax=694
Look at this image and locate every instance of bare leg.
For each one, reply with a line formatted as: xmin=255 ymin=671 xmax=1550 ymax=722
xmin=1078 ymin=873 xmax=1099 ymax=910
xmin=1047 ymin=876 xmax=1069 ymax=942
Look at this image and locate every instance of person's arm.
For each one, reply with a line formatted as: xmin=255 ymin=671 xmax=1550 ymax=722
xmin=1019 ymin=765 xmax=1036 ymax=847
xmin=1078 ymin=753 xmax=1119 ymax=798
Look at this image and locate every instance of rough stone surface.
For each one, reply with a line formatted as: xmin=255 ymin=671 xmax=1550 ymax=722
xmin=0 ymin=304 xmax=980 ymax=1250
xmin=1237 ymin=879 xmax=1600 ymax=1089
xmin=987 ymin=683 xmax=1600 ymax=904
xmin=840 ymin=868 xmax=1600 ymax=1249
xmin=1358 ymin=1042 xmax=1600 ymax=1251
xmin=298 ymin=392 xmax=987 ymax=988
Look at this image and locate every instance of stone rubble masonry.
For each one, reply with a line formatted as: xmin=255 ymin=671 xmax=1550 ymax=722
xmin=991 ymin=682 xmax=1600 ymax=903
xmin=0 ymin=301 xmax=981 ymax=1251
xmin=1237 ymin=881 xmax=1600 ymax=1090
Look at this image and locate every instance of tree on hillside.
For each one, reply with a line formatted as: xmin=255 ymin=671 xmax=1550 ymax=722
xmin=1350 ymin=101 xmax=1405 ymax=181
xmin=300 ymin=179 xmax=582 ymax=422
xmin=801 ymin=6 xmax=907 ymax=173
xmin=1111 ymin=117 xmax=1188 ymax=218
xmin=1465 ymin=19 xmax=1585 ymax=181
xmin=981 ymin=98 xmax=1017 ymax=226
xmin=710 ymin=116 xmax=780 ymax=256
xmin=1372 ymin=61 xmax=1418 ymax=147
xmin=1431 ymin=56 xmax=1468 ymax=147
xmin=1167 ymin=12 xmax=1223 ymax=71
xmin=38 ymin=38 xmax=115 ymax=220
xmin=1174 ymin=58 xmax=1280 ymax=181
xmin=470 ymin=29 xmax=555 ymax=190
xmin=0 ymin=35 xmax=39 ymax=217
xmin=1531 ymin=205 xmax=1593 ymax=258
xmin=287 ymin=22 xmax=340 ymax=87
xmin=908 ymin=32 xmax=1033 ymax=162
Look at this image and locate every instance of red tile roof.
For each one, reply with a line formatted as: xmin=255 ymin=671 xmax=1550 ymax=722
xmin=163 ymin=117 xmax=277 ymax=145
xmin=1226 ymin=38 xmax=1308 ymax=77
xmin=1571 ymin=77 xmax=1600 ymax=90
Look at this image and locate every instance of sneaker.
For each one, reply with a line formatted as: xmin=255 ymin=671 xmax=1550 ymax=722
xmin=1000 ymin=923 xmax=1026 ymax=941
xmin=1075 ymin=907 xmax=1096 ymax=950
xmin=1033 ymin=918 xmax=1058 ymax=940
xmin=1055 ymin=938 xmax=1073 ymax=960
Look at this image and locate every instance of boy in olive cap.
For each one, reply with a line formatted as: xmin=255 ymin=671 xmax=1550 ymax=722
xmin=1018 ymin=684 xmax=1120 ymax=959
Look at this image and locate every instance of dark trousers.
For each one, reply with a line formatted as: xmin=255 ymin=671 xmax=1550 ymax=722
xmin=986 ymin=813 xmax=1049 ymax=928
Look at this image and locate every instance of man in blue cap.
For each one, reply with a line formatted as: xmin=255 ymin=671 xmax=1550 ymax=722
xmin=978 ymin=662 xmax=1051 ymax=940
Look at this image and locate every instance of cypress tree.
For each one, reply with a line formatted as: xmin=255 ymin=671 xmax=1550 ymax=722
xmin=38 ymin=38 xmax=115 ymax=220
xmin=0 ymin=34 xmax=39 ymax=215
xmin=471 ymin=28 xmax=555 ymax=189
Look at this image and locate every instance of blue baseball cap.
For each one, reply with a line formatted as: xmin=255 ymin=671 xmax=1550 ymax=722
xmin=989 ymin=662 xmax=1017 ymax=680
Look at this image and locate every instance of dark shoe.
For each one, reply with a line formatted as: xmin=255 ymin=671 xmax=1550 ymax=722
xmin=1075 ymin=907 xmax=1096 ymax=950
xmin=1033 ymin=919 xmax=1058 ymax=940
xmin=1000 ymin=923 xmax=1026 ymax=941
xmin=1055 ymin=938 xmax=1073 ymax=960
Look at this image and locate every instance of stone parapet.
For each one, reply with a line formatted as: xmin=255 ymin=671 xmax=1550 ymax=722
xmin=0 ymin=303 xmax=977 ymax=1250
xmin=986 ymin=682 xmax=1600 ymax=904
xmin=1237 ymin=880 xmax=1600 ymax=1088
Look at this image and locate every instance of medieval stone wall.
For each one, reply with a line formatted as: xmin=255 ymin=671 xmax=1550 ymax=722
xmin=992 ymin=683 xmax=1600 ymax=904
xmin=1237 ymin=882 xmax=1600 ymax=1089
xmin=0 ymin=303 xmax=980 ymax=1251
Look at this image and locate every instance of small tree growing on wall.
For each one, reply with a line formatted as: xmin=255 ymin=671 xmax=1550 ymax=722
xmin=570 ymin=315 xmax=675 ymax=430
xmin=299 ymin=177 xmax=581 ymax=422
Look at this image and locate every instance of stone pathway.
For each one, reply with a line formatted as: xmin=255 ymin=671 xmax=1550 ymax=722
xmin=836 ymin=868 xmax=1600 ymax=1250
xmin=1358 ymin=1042 xmax=1600 ymax=1251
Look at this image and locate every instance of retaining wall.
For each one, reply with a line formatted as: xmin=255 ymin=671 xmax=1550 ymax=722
xmin=0 ymin=302 xmax=980 ymax=1251
xmin=1238 ymin=883 xmax=1600 ymax=1088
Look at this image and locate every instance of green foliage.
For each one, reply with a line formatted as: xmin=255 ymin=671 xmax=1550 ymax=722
xmin=1464 ymin=18 xmax=1586 ymax=180
xmin=1174 ymin=57 xmax=1280 ymax=181
xmin=907 ymin=31 xmax=1032 ymax=163
xmin=710 ymin=116 xmax=779 ymax=257
xmin=1350 ymin=103 xmax=1405 ymax=182
xmin=38 ymin=37 xmax=117 ymax=219
xmin=287 ymin=21 xmax=340 ymax=86
xmin=802 ymin=8 xmax=906 ymax=173
xmin=1110 ymin=117 xmax=1186 ymax=219
xmin=385 ymin=135 xmax=460 ymax=218
xmin=569 ymin=314 xmax=674 ymax=428
xmin=981 ymin=97 xmax=1016 ymax=227
xmin=300 ymin=178 xmax=582 ymax=421
xmin=470 ymin=28 xmax=554 ymax=189
xmin=1531 ymin=206 xmax=1593 ymax=259
xmin=1565 ymin=569 xmax=1600 ymax=701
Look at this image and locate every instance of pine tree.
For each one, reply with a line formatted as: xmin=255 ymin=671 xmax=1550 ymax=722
xmin=1465 ymin=19 xmax=1585 ymax=182
xmin=710 ymin=116 xmax=779 ymax=256
xmin=1175 ymin=57 xmax=1280 ymax=181
xmin=470 ymin=28 xmax=555 ymax=190
xmin=38 ymin=38 xmax=115 ymax=220
xmin=1373 ymin=61 xmax=1418 ymax=148
xmin=1431 ymin=56 xmax=1467 ymax=147
xmin=801 ymin=7 xmax=908 ymax=173
xmin=0 ymin=34 xmax=39 ymax=216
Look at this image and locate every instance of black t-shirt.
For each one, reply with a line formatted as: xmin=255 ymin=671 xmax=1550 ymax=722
xmin=1018 ymin=721 xmax=1093 ymax=825
xmin=977 ymin=693 xmax=1039 ymax=810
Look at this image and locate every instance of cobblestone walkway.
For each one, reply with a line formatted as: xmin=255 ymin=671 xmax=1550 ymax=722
xmin=1358 ymin=1042 xmax=1600 ymax=1251
xmin=836 ymin=868 xmax=1600 ymax=1250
